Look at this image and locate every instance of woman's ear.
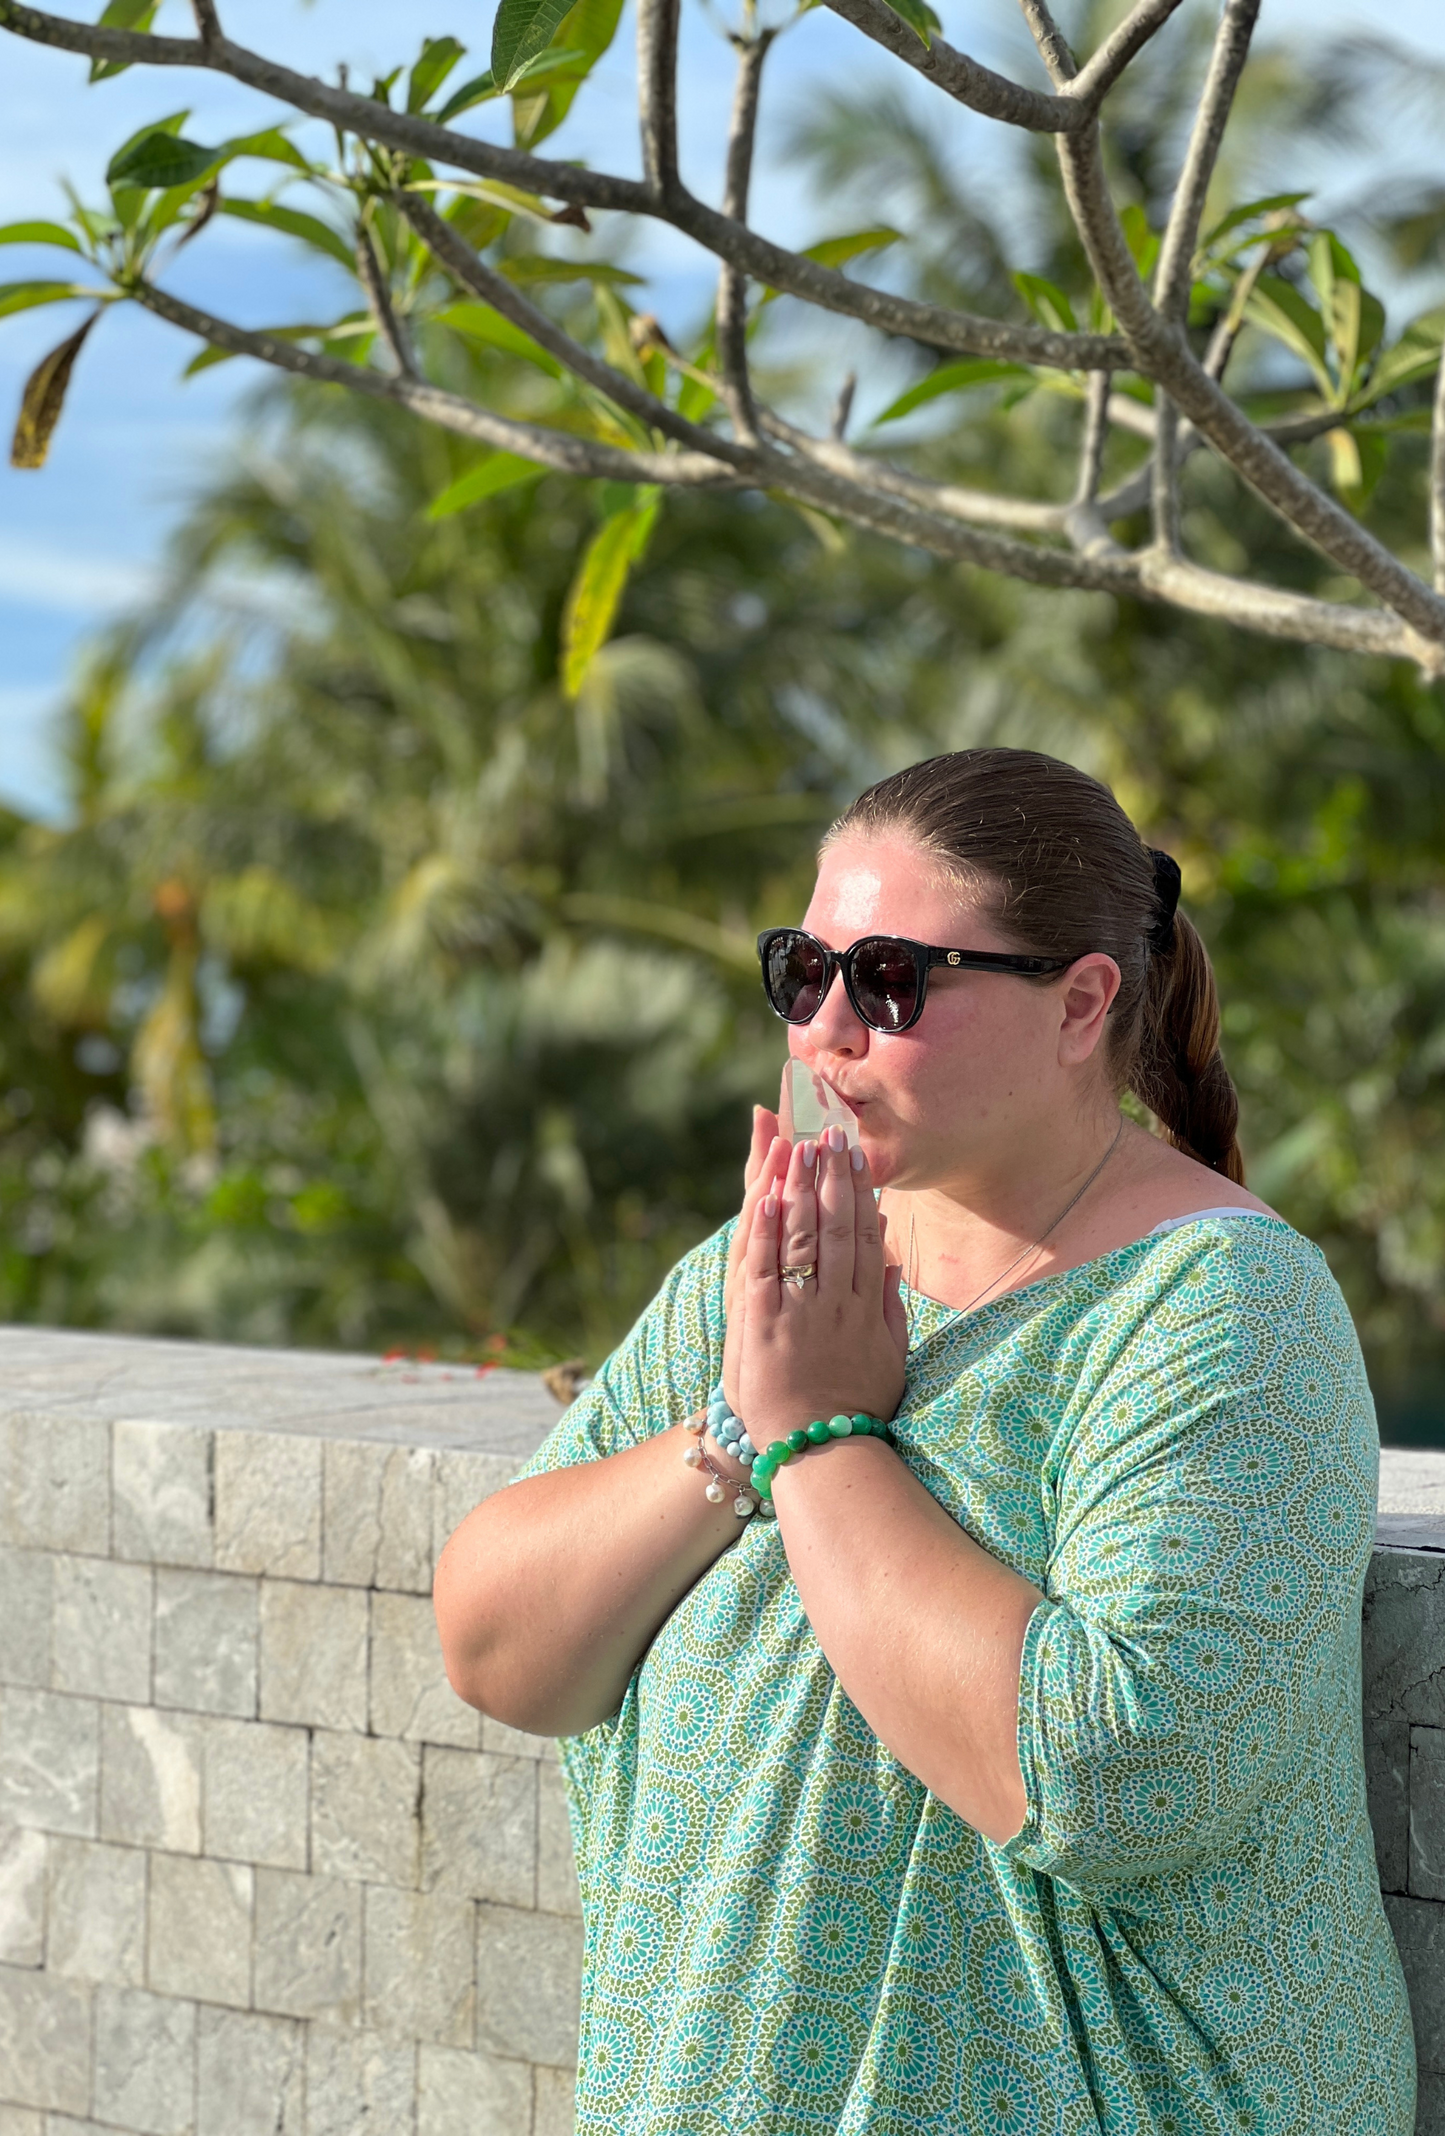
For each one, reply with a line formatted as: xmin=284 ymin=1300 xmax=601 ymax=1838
xmin=1057 ymin=954 xmax=1120 ymax=1066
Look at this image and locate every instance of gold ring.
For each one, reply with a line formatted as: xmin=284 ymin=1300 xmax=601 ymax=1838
xmin=780 ymin=1262 xmax=817 ymax=1290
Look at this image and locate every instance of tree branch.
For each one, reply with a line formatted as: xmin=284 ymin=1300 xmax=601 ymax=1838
xmin=1064 ymin=0 xmax=1189 ymax=107
xmin=1074 ymin=370 xmax=1109 ymax=505
xmin=355 ymin=219 xmax=416 ymax=379
xmin=717 ymin=32 xmax=773 ymax=443
xmin=189 ymin=0 xmax=220 ymax=46
xmin=1153 ymin=0 xmax=1260 ymax=324
xmin=821 ymin=0 xmax=1086 ymax=131
xmin=760 ymin=413 xmax=1080 ymax=534
xmin=1016 ymin=0 xmax=1076 ymax=87
xmin=1139 ymin=551 xmax=1440 ymax=670
xmin=1150 ymin=396 xmax=1181 ymax=551
xmin=637 ymin=0 xmax=681 ymax=201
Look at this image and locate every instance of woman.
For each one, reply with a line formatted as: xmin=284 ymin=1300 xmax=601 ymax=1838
xmin=435 ymin=748 xmax=1414 ymax=2134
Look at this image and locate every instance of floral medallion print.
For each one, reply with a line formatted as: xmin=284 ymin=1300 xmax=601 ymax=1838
xmin=516 ymin=1213 xmax=1414 ymax=2132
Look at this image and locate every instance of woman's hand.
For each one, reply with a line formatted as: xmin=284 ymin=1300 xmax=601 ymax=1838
xmin=736 ymin=1125 xmax=908 ymax=1440
xmin=721 ymin=1102 xmax=790 ymax=1414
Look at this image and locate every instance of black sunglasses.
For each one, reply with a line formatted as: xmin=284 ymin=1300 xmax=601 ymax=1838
xmin=757 ymin=926 xmax=1073 ymax=1034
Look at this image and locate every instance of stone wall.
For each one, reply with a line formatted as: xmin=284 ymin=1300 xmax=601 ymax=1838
xmin=0 ymin=1328 xmax=1442 ymax=2136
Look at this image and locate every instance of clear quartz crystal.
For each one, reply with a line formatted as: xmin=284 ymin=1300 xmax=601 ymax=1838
xmin=777 ymin=1058 xmax=861 ymax=1150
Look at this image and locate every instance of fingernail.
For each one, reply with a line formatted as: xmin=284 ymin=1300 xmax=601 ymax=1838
xmin=827 ymin=1124 xmax=846 ymax=1154
xmin=850 ymin=1145 xmax=865 ymax=1170
xmin=801 ymin=1141 xmax=816 ymax=1168
xmin=763 ymin=1193 xmax=778 ymax=1217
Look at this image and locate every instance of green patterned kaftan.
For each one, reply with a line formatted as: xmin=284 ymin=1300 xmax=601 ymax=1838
xmin=517 ymin=1212 xmax=1415 ymax=2134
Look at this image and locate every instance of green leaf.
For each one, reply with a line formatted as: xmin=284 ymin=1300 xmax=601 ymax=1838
xmin=107 ymin=131 xmax=219 ymax=193
xmin=561 ymin=487 xmax=660 ymax=698
xmin=1013 ymin=271 xmax=1077 ymax=335
xmin=1359 ymin=307 xmax=1445 ymax=403
xmin=1200 ymin=191 xmax=1311 ymax=253
xmin=500 ymin=256 xmax=644 ymax=287
xmin=875 ymin=358 xmax=1031 ymax=424
xmin=877 ymin=0 xmax=941 ymax=46
xmin=219 ymin=126 xmax=311 ymax=174
xmin=1324 ymin=424 xmax=1388 ymax=515
xmin=218 ymin=199 xmax=356 ymax=271
xmin=427 ymin=452 xmax=547 ymax=517
xmin=434 ymin=70 xmax=501 ymax=122
xmin=0 ymin=280 xmax=99 ymax=318
xmin=759 ymin=228 xmax=900 ymax=307
xmin=90 ymin=0 xmax=157 ymax=84
xmin=408 ymin=36 xmax=467 ymax=113
xmin=1243 ymin=275 xmax=1333 ymax=398
xmin=0 ymin=222 xmax=83 ymax=255
xmin=510 ymin=0 xmax=624 ymax=149
xmin=10 ymin=309 xmax=100 ymax=469
xmin=433 ymin=300 xmax=563 ymax=376
xmin=491 ymin=0 xmax=577 ymax=94
xmin=1120 ymin=203 xmax=1160 ymax=282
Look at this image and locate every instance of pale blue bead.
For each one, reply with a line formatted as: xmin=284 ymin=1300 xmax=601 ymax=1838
xmin=707 ymin=1400 xmax=730 ymax=1426
xmin=737 ymin=1434 xmax=754 ymax=1458
xmin=738 ymin=1448 xmax=754 ymax=1467
xmin=718 ymin=1415 xmax=741 ymax=1440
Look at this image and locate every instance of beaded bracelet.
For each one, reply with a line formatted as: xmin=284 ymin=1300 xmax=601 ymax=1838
xmin=750 ymin=1413 xmax=892 ymax=1509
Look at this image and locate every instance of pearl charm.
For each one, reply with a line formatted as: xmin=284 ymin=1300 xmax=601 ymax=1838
xmin=685 ymin=1414 xmax=706 ymax=1435
xmin=704 ymin=1480 xmax=726 ymax=1504
xmin=733 ymin=1494 xmax=754 ymax=1517
xmin=683 ymin=1445 xmax=703 ymax=1468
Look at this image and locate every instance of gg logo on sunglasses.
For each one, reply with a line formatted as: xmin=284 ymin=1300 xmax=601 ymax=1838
xmin=756 ymin=928 xmax=1072 ymax=1035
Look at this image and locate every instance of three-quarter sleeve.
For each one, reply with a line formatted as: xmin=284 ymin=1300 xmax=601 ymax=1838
xmin=1001 ymin=1229 xmax=1378 ymax=1890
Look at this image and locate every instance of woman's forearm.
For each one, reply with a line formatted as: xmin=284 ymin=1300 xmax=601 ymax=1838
xmin=769 ymin=1435 xmax=1041 ymax=1843
xmin=433 ymin=1423 xmax=747 ymax=1736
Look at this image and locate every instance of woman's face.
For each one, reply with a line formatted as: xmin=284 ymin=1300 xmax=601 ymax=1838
xmin=791 ymin=833 xmax=1120 ymax=1191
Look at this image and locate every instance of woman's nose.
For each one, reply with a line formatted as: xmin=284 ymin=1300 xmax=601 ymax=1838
xmin=803 ymin=966 xmax=868 ymax=1058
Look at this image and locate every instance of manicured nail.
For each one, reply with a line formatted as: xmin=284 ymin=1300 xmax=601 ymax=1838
xmin=827 ymin=1124 xmax=846 ymax=1154
xmin=801 ymin=1141 xmax=816 ymax=1168
xmin=763 ymin=1193 xmax=778 ymax=1217
xmin=850 ymin=1145 xmax=866 ymax=1170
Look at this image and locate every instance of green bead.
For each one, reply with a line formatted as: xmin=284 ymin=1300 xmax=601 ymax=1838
xmin=851 ymin=1413 xmax=874 ymax=1435
xmin=828 ymin=1414 xmax=853 ymax=1437
xmin=752 ymin=1463 xmax=774 ymax=1492
xmin=785 ymin=1429 xmax=809 ymax=1454
xmin=806 ymin=1418 xmax=832 ymax=1444
xmin=765 ymin=1440 xmax=793 ymax=1467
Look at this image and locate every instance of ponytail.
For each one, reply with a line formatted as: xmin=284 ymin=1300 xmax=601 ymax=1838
xmin=1130 ymin=913 xmax=1245 ymax=1184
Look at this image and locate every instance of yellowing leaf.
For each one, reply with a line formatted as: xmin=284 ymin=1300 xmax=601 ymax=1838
xmin=10 ymin=310 xmax=101 ymax=470
xmin=560 ymin=489 xmax=660 ymax=700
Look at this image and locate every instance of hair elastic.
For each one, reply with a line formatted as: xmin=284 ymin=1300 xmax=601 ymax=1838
xmin=1147 ymin=848 xmax=1181 ymax=954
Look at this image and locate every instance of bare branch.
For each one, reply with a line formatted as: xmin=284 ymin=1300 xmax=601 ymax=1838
xmin=189 ymin=0 xmax=220 ymax=45
xmin=717 ymin=32 xmax=773 ymax=444
xmin=760 ymin=414 xmax=1078 ymax=534
xmin=1150 ymin=396 xmax=1181 ymax=552
xmin=1153 ymin=0 xmax=1261 ymax=324
xmin=1016 ymin=0 xmax=1076 ymax=86
xmin=1433 ymin=344 xmax=1445 ymax=595
xmin=822 ymin=0 xmax=1086 ymax=131
xmin=1139 ymin=551 xmax=1441 ymax=670
xmin=1074 ymin=371 xmax=1109 ymax=505
xmin=637 ymin=0 xmax=681 ymax=201
xmin=355 ymin=219 xmax=416 ymax=379
xmin=831 ymin=373 xmax=857 ymax=443
xmin=1065 ymin=0 xmax=1189 ymax=107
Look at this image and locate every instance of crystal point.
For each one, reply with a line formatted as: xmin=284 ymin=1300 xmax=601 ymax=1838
xmin=777 ymin=1057 xmax=860 ymax=1150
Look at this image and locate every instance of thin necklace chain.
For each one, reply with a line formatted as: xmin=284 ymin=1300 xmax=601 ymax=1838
xmin=905 ymin=1113 xmax=1126 ymax=1319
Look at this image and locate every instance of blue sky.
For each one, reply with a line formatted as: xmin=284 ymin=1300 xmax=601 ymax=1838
xmin=2 ymin=0 xmax=1444 ymax=820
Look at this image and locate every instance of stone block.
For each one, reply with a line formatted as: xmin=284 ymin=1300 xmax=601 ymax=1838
xmin=253 ymin=1869 xmax=361 ymax=2026
xmin=47 ymin=1836 xmax=146 ymax=1987
xmin=432 ymin=1452 xmax=515 ymax=1572
xmin=305 ymin=2027 xmax=417 ymax=2136
xmin=196 ymin=2005 xmax=304 ymax=2136
xmin=1368 ymin=1714 xmax=1410 ymax=1896
xmin=1385 ymin=1892 xmax=1445 ymax=2072
xmin=421 ymin=1747 xmax=535 ymax=1907
xmin=537 ymin=1759 xmax=581 ymax=1919
xmin=0 ymin=1413 xmax=109 ymax=1556
xmin=1421 ymin=2069 xmax=1445 ymax=2136
xmin=362 ymin=1885 xmax=474 ymax=2047
xmin=201 ymin=1715 xmax=307 ymax=1871
xmin=0 ymin=1962 xmax=92 ymax=2113
xmin=370 ymin=1592 xmax=481 ymax=1750
xmin=324 ymin=1441 xmax=434 ymax=1593
xmin=534 ymin=2063 xmax=577 ymax=2136
xmin=99 ymin=1702 xmax=201 ymax=1854
xmin=1364 ymin=1550 xmax=1445 ymax=1726
xmin=51 ymin=1556 xmax=152 ymax=1706
xmin=0 ymin=1689 xmax=98 ymax=1837
xmin=482 ymin=1714 xmax=557 ymax=1763
xmin=0 ymin=2107 xmax=43 ymax=2136
xmin=148 ymin=1851 xmax=253 ymax=2007
xmin=259 ymin=1581 xmax=367 ymax=1733
xmin=113 ymin=1418 xmax=214 ymax=1569
xmin=0 ymin=1828 xmax=45 ymax=1968
xmin=0 ymin=1550 xmax=51 ymax=1689
xmin=93 ymin=1984 xmax=196 ymax=2136
xmin=155 ymin=1568 xmax=257 ymax=1718
xmin=215 ymin=1431 xmax=321 ymax=1581
xmin=1416 ymin=1727 xmax=1445 ymax=1902
xmin=311 ymin=1731 xmax=419 ymax=1887
xmin=416 ymin=2042 xmax=533 ymax=2136
xmin=475 ymin=1902 xmax=582 ymax=2069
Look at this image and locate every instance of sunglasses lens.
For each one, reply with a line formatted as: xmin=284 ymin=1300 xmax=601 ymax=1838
xmin=852 ymin=938 xmax=920 ymax=1031
xmin=764 ymin=931 xmax=828 ymax=1022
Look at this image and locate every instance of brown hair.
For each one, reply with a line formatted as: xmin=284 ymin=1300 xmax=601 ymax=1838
xmin=828 ymin=747 xmax=1245 ymax=1184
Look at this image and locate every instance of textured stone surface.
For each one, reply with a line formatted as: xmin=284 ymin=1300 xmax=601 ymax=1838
xmin=534 ymin=2063 xmax=578 ymax=2136
xmin=537 ymin=1760 xmax=581 ymax=1919
xmin=1364 ymin=1546 xmax=1445 ymax=1729
xmin=1368 ymin=1713 xmax=1411 ymax=1896
xmin=312 ymin=1730 xmax=420 ymax=1888
xmin=216 ymin=1431 xmax=321 ymax=1581
xmin=1421 ymin=2069 xmax=1445 ymax=2136
xmin=93 ymin=1984 xmax=196 ymax=2136
xmin=1387 ymin=1892 xmax=1445 ymax=2072
xmin=0 ymin=1414 xmax=109 ymax=1557
xmin=0 ymin=1829 xmax=44 ymax=1969
xmin=201 ymin=1715 xmax=308 ymax=1871
xmin=100 ymin=1702 xmax=201 ymax=1855
xmin=47 ymin=1836 xmax=146 ymax=1987
xmin=196 ymin=2006 xmax=305 ymax=2136
xmin=148 ymin=1851 xmax=253 ymax=2007
xmin=0 ymin=1963 xmax=92 ymax=2113
xmin=475 ymin=1903 xmax=582 ymax=2068
xmin=254 ymin=1869 xmax=362 ymax=2026
xmin=0 ymin=1552 xmax=50 ymax=1691
xmin=363 ymin=1886 xmax=475 ymax=2047
xmin=416 ymin=2043 xmax=534 ymax=2136
xmin=154 ymin=1568 xmax=257 ymax=1719
xmin=421 ymin=1747 xmax=536 ymax=1908
xmin=112 ymin=1418 xmax=214 ymax=1570
xmin=0 ymin=2105 xmax=43 ymax=2135
xmin=50 ymin=1556 xmax=152 ymax=1706
xmin=324 ymin=1441 xmax=434 ymax=1593
xmin=0 ymin=1690 xmax=98 ymax=1837
xmin=432 ymin=1451 xmax=517 ymax=1570
xmin=305 ymin=2027 xmax=417 ymax=2136
xmin=481 ymin=1713 xmax=557 ymax=1763
xmin=1416 ymin=1727 xmax=1445 ymax=1903
xmin=260 ymin=1580 xmax=368 ymax=1733
xmin=371 ymin=1591 xmax=481 ymax=1750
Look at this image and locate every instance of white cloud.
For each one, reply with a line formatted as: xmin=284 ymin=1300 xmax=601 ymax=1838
xmin=0 ymin=539 xmax=154 ymax=617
